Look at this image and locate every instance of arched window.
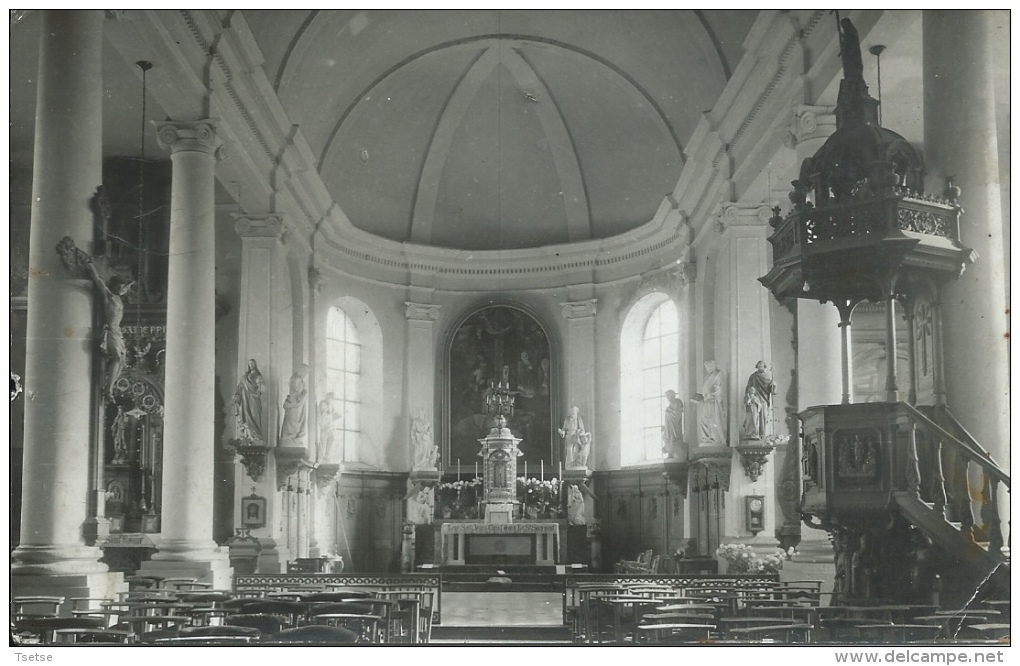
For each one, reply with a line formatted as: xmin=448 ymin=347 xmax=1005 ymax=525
xmin=621 ymin=293 xmax=680 ymax=465
xmin=326 ymin=306 xmax=361 ymax=462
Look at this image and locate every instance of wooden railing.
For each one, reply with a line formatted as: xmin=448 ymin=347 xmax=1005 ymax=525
xmin=899 ymin=402 xmax=1010 ymax=557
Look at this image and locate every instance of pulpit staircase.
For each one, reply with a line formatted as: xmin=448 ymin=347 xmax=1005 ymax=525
xmin=891 ymin=403 xmax=1010 ymax=607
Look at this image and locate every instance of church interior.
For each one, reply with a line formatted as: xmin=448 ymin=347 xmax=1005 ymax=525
xmin=8 ymin=9 xmax=1011 ymax=648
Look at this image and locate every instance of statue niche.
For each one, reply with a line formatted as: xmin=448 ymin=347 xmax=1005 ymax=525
xmin=448 ymin=305 xmax=553 ymax=470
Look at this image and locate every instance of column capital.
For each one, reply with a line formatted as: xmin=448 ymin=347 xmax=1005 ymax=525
xmin=405 ymin=302 xmax=441 ymax=321
xmin=713 ymin=203 xmax=773 ymax=233
xmin=560 ymin=299 xmax=597 ymax=319
xmin=782 ymin=104 xmax=837 ymax=149
xmin=233 ymin=213 xmax=285 ymax=238
xmin=155 ymin=119 xmax=226 ymax=160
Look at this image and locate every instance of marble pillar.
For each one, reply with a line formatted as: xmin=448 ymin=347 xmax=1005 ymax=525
xmin=139 ymin=119 xmax=231 ymax=587
xmin=924 ymin=10 xmax=1010 ymax=545
xmin=12 ymin=10 xmax=127 ymax=602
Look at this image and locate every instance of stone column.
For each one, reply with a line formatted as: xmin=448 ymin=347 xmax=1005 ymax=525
xmin=923 ymin=11 xmax=1009 ymax=542
xmin=233 ymin=214 xmax=287 ymax=571
xmin=12 ymin=10 xmax=126 ymax=602
xmin=139 ymin=120 xmax=230 ymax=587
xmin=559 ymin=299 xmax=598 ymax=468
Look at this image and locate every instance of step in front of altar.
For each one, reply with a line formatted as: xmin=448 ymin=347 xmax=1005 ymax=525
xmin=437 ymin=565 xmax=561 ymax=592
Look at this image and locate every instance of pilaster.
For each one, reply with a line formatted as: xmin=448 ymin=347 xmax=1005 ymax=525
xmin=405 ymin=301 xmax=441 ymax=470
xmin=559 ymin=299 xmax=598 ymax=470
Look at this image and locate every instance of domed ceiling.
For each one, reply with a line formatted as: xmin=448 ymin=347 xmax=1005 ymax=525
xmin=244 ymin=10 xmax=758 ymax=250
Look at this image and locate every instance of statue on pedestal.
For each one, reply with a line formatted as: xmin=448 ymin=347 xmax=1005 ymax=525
xmin=279 ymin=365 xmax=309 ymax=447
xmin=405 ymin=480 xmax=435 ymax=525
xmin=411 ymin=409 xmax=438 ymax=470
xmin=234 ymin=358 xmax=266 ymax=443
xmin=741 ymin=361 xmax=778 ymax=441
xmin=691 ymin=360 xmax=728 ymax=446
xmin=316 ymin=393 xmax=338 ymax=461
xmin=567 ymin=484 xmax=586 ymax=525
xmin=661 ymin=390 xmax=685 ymax=458
xmin=560 ymin=405 xmax=592 ymax=469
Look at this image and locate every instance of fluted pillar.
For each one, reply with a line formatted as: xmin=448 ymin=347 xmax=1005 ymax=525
xmin=12 ymin=11 xmax=125 ymax=601
xmin=140 ymin=119 xmax=230 ymax=586
xmin=923 ymin=10 xmax=1009 ymax=544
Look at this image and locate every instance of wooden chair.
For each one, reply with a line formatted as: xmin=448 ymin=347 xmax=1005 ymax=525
xmin=635 ymin=622 xmax=715 ymax=644
xmin=307 ymin=602 xmax=383 ymax=643
xmin=12 ymin=596 xmax=64 ymax=622
xmin=223 ymin=613 xmax=283 ymax=637
xmin=234 ymin=599 xmax=309 ymax=628
xmin=168 ymin=624 xmax=260 ymax=644
xmin=265 ymin=624 xmax=359 ymax=645
xmin=53 ymin=628 xmax=135 ymax=644
xmin=857 ymin=623 xmax=942 ymax=643
xmin=12 ymin=616 xmax=106 ymax=645
xmin=729 ymin=622 xmax=813 ymax=643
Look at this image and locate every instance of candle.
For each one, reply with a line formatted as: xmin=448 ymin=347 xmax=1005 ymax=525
xmin=524 ymin=461 xmax=527 ymax=479
xmin=541 ymin=460 xmax=544 ymax=482
xmin=559 ymin=462 xmax=562 ymax=480
xmin=475 ymin=462 xmax=478 ymax=481
xmin=458 ymin=459 xmax=461 ymax=481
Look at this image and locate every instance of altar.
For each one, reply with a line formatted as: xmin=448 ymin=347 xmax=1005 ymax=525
xmin=441 ymin=522 xmax=559 ymax=566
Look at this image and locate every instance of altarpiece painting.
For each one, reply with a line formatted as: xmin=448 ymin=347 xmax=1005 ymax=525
xmin=447 ymin=306 xmax=553 ymax=471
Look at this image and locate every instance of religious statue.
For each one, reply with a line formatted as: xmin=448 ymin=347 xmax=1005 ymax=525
xmin=57 ymin=238 xmax=135 ymax=402
xmin=111 ymin=406 xmax=129 ymax=465
xmin=661 ymin=390 xmax=685 ymax=459
xmin=837 ymin=16 xmax=864 ymax=81
xmin=405 ymin=480 xmax=435 ymax=525
xmin=559 ymin=405 xmax=592 ymax=469
xmin=691 ymin=360 xmax=728 ymax=446
xmin=411 ymin=409 xmax=438 ymax=470
xmin=279 ymin=365 xmax=309 ymax=447
xmin=567 ymin=484 xmax=586 ymax=525
xmin=316 ymin=393 xmax=339 ymax=461
xmin=234 ymin=358 xmax=266 ymax=443
xmin=741 ymin=361 xmax=778 ymax=441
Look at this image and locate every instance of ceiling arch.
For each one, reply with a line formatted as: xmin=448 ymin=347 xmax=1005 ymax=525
xmin=251 ymin=10 xmax=755 ymax=250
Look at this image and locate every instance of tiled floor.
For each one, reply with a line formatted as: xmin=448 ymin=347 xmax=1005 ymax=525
xmin=441 ymin=592 xmax=563 ymax=626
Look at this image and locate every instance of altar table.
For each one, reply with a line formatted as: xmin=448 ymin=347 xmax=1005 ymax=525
xmin=441 ymin=522 xmax=559 ymax=566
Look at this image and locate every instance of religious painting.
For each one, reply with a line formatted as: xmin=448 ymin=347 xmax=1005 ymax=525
xmin=241 ymin=494 xmax=267 ymax=529
xmin=448 ymin=305 xmax=553 ymax=472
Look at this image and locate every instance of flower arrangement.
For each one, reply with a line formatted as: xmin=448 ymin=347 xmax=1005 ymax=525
xmin=435 ymin=476 xmax=563 ymax=519
xmin=437 ymin=477 xmax=483 ymax=519
xmin=716 ymin=543 xmax=797 ymax=574
xmin=517 ymin=477 xmax=561 ymax=519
